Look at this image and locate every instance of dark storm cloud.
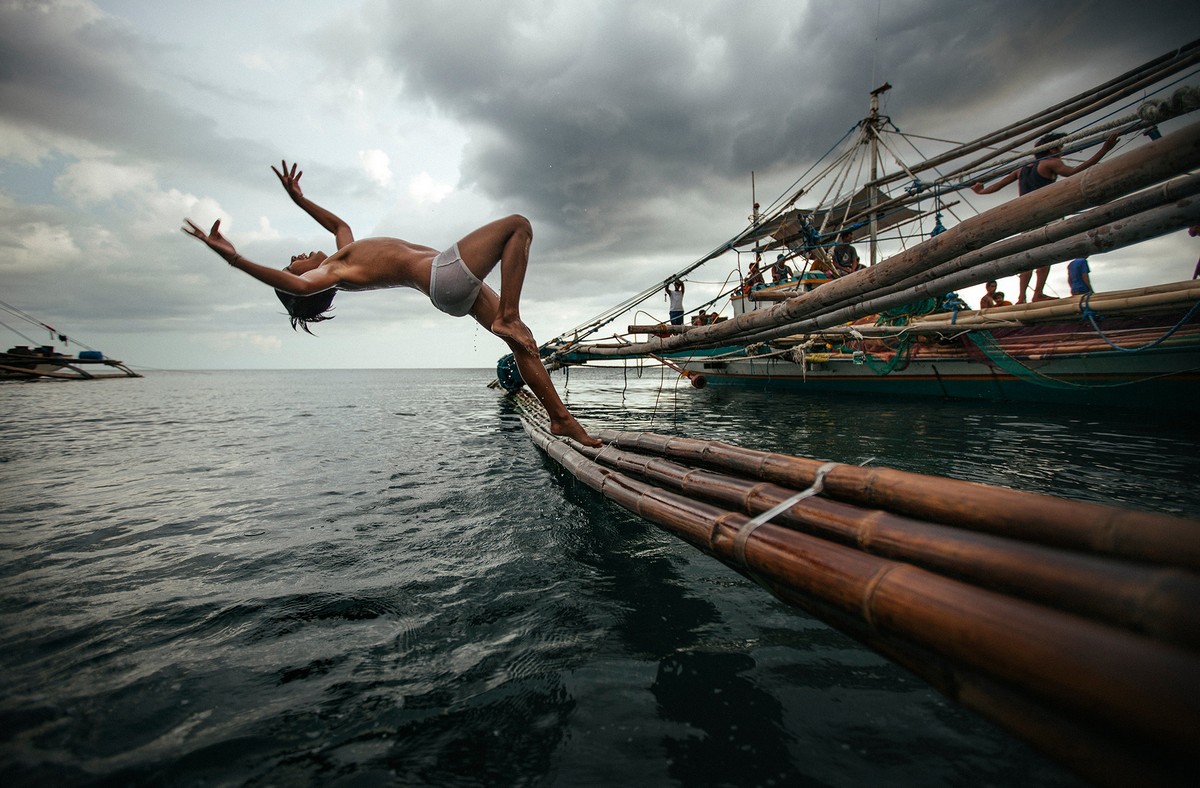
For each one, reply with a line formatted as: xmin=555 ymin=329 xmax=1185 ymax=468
xmin=0 ymin=2 xmax=271 ymax=173
xmin=358 ymin=0 xmax=1197 ymax=259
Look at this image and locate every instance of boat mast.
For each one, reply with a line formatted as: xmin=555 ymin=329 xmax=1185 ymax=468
xmin=751 ymin=171 xmax=759 ymax=224
xmin=867 ymin=82 xmax=891 ymax=267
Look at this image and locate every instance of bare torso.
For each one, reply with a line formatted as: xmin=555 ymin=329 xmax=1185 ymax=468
xmin=322 ymin=237 xmax=440 ymax=294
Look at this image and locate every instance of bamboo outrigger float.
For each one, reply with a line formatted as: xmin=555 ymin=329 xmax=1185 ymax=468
xmin=514 ymin=391 xmax=1199 ymax=787
xmin=495 ymin=44 xmax=1200 ymax=784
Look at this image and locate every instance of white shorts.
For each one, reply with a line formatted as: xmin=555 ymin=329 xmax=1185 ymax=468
xmin=429 ymin=244 xmax=482 ymax=317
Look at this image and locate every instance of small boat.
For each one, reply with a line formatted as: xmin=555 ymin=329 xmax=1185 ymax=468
xmin=0 ymin=345 xmax=141 ymax=381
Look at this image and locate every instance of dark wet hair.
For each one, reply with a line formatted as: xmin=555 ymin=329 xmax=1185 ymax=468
xmin=1036 ymin=132 xmax=1067 ymax=149
xmin=275 ymin=288 xmax=336 ymax=334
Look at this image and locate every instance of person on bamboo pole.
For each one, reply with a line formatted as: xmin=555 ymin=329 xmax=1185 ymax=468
xmin=182 ymin=160 xmax=602 ymax=448
xmin=971 ymin=131 xmax=1119 ymax=303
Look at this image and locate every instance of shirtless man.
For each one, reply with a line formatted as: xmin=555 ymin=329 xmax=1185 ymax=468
xmin=972 ymin=131 xmax=1118 ymax=302
xmin=979 ymin=280 xmax=998 ymax=309
xmin=183 ymin=160 xmax=601 ymax=447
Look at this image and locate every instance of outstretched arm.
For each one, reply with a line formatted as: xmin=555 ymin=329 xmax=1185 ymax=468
xmin=971 ymin=170 xmax=1019 ymax=195
xmin=272 ymin=160 xmax=354 ymax=250
xmin=1046 ymin=132 xmax=1120 ymax=178
xmin=182 ymin=219 xmax=339 ymax=295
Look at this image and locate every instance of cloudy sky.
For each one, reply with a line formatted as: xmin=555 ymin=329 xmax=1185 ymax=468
xmin=1 ymin=0 xmax=1197 ymax=370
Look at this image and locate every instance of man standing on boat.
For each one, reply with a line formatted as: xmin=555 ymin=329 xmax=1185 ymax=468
xmin=972 ymin=131 xmax=1118 ymax=302
xmin=1067 ymin=258 xmax=1093 ymax=296
xmin=183 ymin=160 xmax=602 ymax=448
xmin=830 ymin=231 xmax=861 ymax=277
xmin=666 ymin=280 xmax=685 ymax=325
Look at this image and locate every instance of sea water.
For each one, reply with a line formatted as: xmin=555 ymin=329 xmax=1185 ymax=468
xmin=2 ymin=367 xmax=1197 ymax=786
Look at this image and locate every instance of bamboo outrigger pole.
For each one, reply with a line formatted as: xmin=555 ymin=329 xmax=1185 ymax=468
xmin=513 ymin=392 xmax=1199 ymax=787
xmin=717 ymin=198 xmax=1200 ymax=349
xmin=562 ymin=121 xmax=1200 ymax=360
xmin=870 ymin=38 xmax=1200 ymax=189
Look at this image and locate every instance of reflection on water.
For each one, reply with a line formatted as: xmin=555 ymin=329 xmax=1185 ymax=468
xmin=3 ymin=367 xmax=1183 ymax=785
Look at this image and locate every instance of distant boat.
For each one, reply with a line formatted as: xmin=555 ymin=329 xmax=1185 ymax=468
xmin=1 ymin=344 xmax=141 ymax=381
xmin=531 ymin=43 xmax=1200 ymax=411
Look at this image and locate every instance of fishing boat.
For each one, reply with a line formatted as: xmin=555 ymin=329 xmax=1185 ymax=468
xmin=0 ymin=344 xmax=141 ymax=381
xmin=529 ymin=41 xmax=1200 ymax=411
xmin=0 ymin=301 xmax=140 ymax=381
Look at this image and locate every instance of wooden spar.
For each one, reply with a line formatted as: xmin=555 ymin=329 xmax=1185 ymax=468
xmin=649 ymin=354 xmax=707 ymax=388
xmin=575 ymin=438 xmax=1200 ymax=649
xmin=626 ymin=324 xmax=690 ymax=334
xmin=566 ymin=121 xmax=1200 ymax=360
xmin=514 ymin=396 xmax=1199 ymax=785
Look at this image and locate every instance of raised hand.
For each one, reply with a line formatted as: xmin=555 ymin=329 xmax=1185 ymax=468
xmin=272 ymin=159 xmax=304 ymax=201
xmin=182 ymin=218 xmax=237 ymax=261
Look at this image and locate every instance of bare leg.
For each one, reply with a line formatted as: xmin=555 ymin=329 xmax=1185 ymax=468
xmin=1031 ymin=266 xmax=1052 ymax=301
xmin=455 ymin=215 xmax=537 ymax=355
xmin=1016 ymin=270 xmax=1032 ymax=304
xmin=471 ymin=285 xmax=602 ymax=447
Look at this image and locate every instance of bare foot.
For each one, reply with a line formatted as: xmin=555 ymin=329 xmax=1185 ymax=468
xmin=1016 ymin=295 xmax=1027 ymax=304
xmin=1031 ymin=292 xmax=1053 ymax=302
xmin=551 ymin=417 xmax=603 ymax=448
xmin=493 ymin=315 xmax=538 ymax=356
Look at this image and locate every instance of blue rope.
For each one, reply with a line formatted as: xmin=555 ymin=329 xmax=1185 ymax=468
xmin=1081 ymin=294 xmax=1200 ymax=353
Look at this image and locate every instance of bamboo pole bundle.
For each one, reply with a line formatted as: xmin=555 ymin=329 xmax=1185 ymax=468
xmin=660 ymin=204 xmax=1200 ymax=356
xmin=849 ymin=326 xmax=1200 ymax=359
xmin=594 ymin=431 xmax=1200 ymax=570
xmin=684 ymin=198 xmax=1200 ymax=351
xmin=626 ymin=324 xmax=691 ymax=334
xmin=572 ymin=124 xmax=1200 ymax=359
xmin=911 ymin=283 xmax=1200 ymax=327
xmin=922 ymin=337 xmax=1195 ymax=360
xmin=775 ymin=589 xmax=1190 ymax=788
xmin=575 ymin=439 xmax=1200 ymax=649
xmin=851 ymin=173 xmax=1200 ymax=310
xmin=774 ymin=323 xmax=1200 ymax=351
xmin=514 ymin=398 xmax=1199 ymax=785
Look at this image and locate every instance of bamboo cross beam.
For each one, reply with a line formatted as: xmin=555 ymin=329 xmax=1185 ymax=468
xmin=569 ymin=122 xmax=1200 ymax=360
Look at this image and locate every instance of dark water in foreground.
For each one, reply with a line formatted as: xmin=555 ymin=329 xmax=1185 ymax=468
xmin=1 ymin=368 xmax=1197 ymax=787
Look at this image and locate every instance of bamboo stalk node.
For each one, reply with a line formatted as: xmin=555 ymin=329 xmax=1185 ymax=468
xmin=734 ymin=460 xmax=840 ymax=567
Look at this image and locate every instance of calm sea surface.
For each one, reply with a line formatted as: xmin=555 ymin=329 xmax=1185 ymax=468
xmin=2 ymin=367 xmax=1197 ymax=787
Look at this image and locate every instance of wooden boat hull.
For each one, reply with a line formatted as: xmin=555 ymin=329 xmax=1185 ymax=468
xmin=666 ymin=314 xmax=1200 ymax=409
